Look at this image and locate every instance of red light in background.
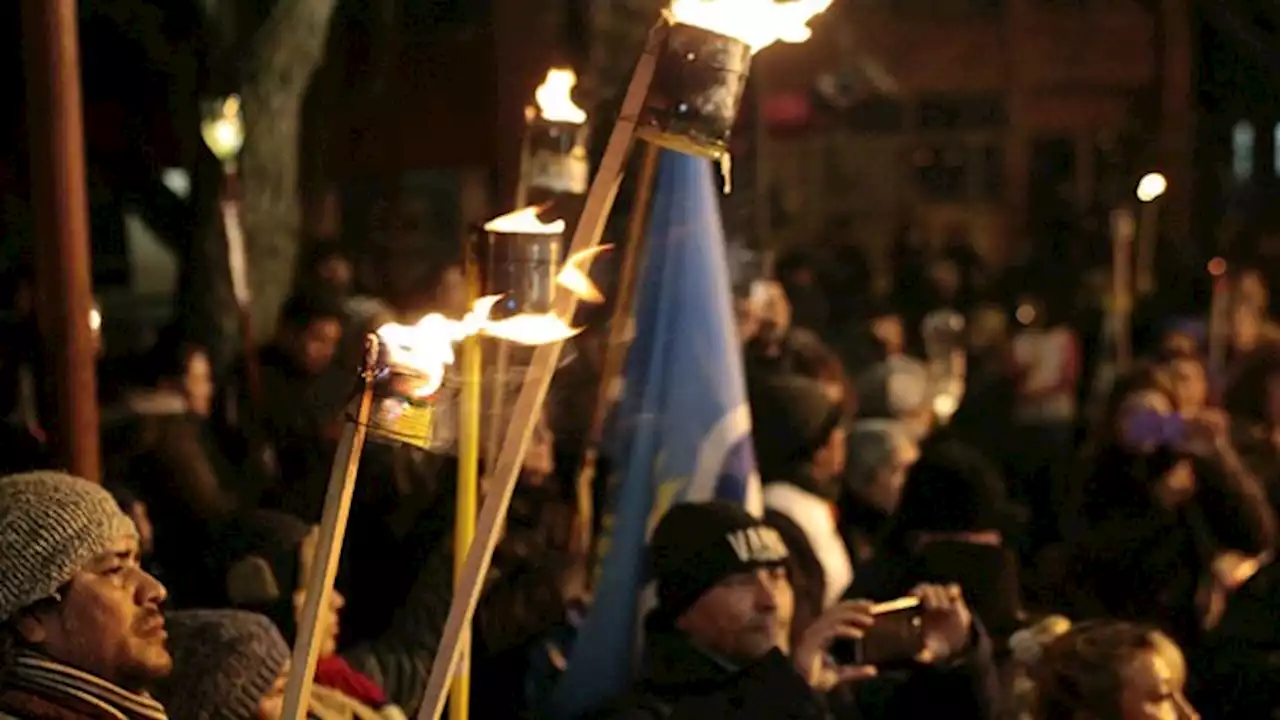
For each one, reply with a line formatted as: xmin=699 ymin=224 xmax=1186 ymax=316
xmin=1208 ymin=257 xmax=1228 ymax=277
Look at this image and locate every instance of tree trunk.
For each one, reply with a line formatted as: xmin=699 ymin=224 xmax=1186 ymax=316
xmin=236 ymin=0 xmax=339 ymax=339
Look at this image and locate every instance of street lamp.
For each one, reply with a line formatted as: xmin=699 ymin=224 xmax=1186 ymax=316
xmin=1136 ymin=172 xmax=1168 ymax=203
xmin=201 ymin=95 xmax=245 ymax=171
xmin=1134 ymin=171 xmax=1166 ymax=296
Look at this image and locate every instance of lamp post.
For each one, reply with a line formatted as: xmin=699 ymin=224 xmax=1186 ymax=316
xmin=1134 ymin=171 xmax=1167 ymax=297
xmin=201 ymin=96 xmax=260 ymax=400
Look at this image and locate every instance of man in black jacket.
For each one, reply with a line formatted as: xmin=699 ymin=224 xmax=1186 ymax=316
xmin=604 ymin=502 xmax=1000 ymax=720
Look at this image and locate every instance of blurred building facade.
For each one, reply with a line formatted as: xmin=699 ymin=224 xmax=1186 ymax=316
xmin=586 ymin=0 xmax=1194 ymax=277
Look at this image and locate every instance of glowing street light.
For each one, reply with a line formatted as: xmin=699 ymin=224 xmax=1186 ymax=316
xmin=1136 ymin=172 xmax=1167 ymax=203
xmin=201 ymin=95 xmax=246 ymax=170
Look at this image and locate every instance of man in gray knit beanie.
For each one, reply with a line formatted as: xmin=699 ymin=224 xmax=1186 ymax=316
xmin=158 ymin=610 xmax=291 ymax=720
xmin=0 ymin=471 xmax=173 ymax=718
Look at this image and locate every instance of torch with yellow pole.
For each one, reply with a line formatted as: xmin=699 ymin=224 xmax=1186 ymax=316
xmin=415 ymin=2 xmax=834 ymax=719
xmin=276 ymin=214 xmax=601 ymax=720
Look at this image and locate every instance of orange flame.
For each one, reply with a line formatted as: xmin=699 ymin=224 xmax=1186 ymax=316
xmin=376 ymin=245 xmax=608 ymax=397
xmin=667 ymin=0 xmax=833 ymax=54
xmin=483 ymin=206 xmax=566 ymax=235
xmin=534 ymin=68 xmax=588 ymax=125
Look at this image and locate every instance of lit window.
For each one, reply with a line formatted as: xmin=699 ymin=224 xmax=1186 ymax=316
xmin=1233 ymin=120 xmax=1255 ymax=181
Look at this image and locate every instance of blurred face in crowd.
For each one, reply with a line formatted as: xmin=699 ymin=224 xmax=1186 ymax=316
xmin=734 ymin=297 xmax=761 ymax=344
xmin=291 ymin=318 xmax=343 ymax=375
xmin=1236 ymin=269 xmax=1268 ymax=310
xmin=811 ymin=425 xmax=848 ymax=484
xmin=871 ymin=313 xmax=905 ymax=356
xmin=968 ymin=305 xmax=1007 ymax=351
xmin=1160 ymin=332 xmax=1198 ymax=358
xmin=1165 ymin=357 xmax=1207 ymax=417
xmin=16 ymin=533 xmax=171 ymax=691
xmin=1230 ymin=303 xmax=1263 ymax=352
xmin=930 ymin=260 xmax=961 ymax=301
xmin=317 ymin=254 xmax=354 ymax=295
xmin=677 ymin=566 xmax=788 ymax=665
xmin=1118 ymin=645 xmax=1197 ymax=720
xmin=182 ymin=350 xmax=215 ymax=418
xmin=866 ymin=435 xmax=919 ymax=515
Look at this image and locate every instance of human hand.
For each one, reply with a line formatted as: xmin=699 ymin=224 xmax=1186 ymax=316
xmin=914 ymin=584 xmax=972 ymax=664
xmin=1182 ymin=408 xmax=1232 ymax=457
xmin=792 ymin=601 xmax=878 ymax=692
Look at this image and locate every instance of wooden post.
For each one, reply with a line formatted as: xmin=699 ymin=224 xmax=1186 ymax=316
xmin=21 ymin=0 xmax=100 ymax=482
xmin=412 ymin=23 xmax=665 ymax=720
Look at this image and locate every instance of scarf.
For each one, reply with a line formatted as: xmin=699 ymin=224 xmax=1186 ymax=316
xmin=314 ymin=656 xmax=386 ymax=709
xmin=1 ymin=651 xmax=167 ymax=720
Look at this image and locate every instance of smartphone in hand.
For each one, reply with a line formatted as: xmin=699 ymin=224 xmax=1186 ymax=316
xmin=830 ymin=596 xmax=925 ymax=668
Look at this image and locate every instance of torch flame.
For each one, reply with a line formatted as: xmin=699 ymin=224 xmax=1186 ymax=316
xmin=483 ymin=206 xmax=566 ymax=235
xmin=556 ymin=245 xmax=609 ymax=304
xmin=534 ymin=68 xmax=588 ymax=125
xmin=376 ymin=246 xmax=609 ymax=396
xmin=667 ymin=0 xmax=833 ymax=54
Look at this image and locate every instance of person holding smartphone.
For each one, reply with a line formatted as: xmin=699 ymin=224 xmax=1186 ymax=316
xmin=599 ymin=502 xmax=1000 ymax=720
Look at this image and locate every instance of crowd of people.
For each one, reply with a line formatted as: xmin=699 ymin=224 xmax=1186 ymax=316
xmin=0 ymin=236 xmax=1274 ymax=719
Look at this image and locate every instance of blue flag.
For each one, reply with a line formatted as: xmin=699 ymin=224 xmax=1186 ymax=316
xmin=548 ymin=150 xmax=763 ymax=718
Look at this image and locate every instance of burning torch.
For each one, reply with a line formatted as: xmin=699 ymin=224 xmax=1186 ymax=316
xmin=278 ymin=208 xmax=603 ymax=720
xmin=415 ymin=2 xmax=834 ymax=720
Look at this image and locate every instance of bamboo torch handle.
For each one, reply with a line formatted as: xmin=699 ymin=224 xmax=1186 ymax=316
xmin=412 ymin=23 xmax=665 ymax=720
xmin=280 ymin=342 xmax=379 ymax=720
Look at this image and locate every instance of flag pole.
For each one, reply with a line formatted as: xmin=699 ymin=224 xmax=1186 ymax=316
xmin=412 ymin=23 xmax=664 ymax=720
xmin=574 ymin=143 xmax=661 ymax=560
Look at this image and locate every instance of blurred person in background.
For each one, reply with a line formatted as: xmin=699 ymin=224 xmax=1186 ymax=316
xmin=839 ymin=420 xmax=918 ymax=564
xmin=219 ymin=291 xmax=350 ymax=522
xmin=101 ymin=331 xmax=243 ymax=607
xmin=750 ymin=374 xmax=852 ymax=641
xmin=776 ymin=250 xmax=829 ymax=338
xmin=1063 ymin=365 xmax=1275 ymax=647
xmin=1031 ymin=621 xmax=1196 ymax=720
xmin=1008 ymin=294 xmax=1080 ymax=551
xmin=855 ymin=354 xmax=936 ymax=443
xmin=849 ymin=440 xmax=1027 ymax=661
xmin=950 ymin=302 xmax=1017 ymax=467
xmin=1222 ymin=344 xmax=1280 ymax=510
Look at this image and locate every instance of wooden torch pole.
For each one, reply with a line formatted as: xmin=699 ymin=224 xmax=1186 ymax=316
xmin=413 ymin=22 xmax=665 ymax=720
xmin=21 ymin=0 xmax=100 ymax=482
xmin=280 ymin=339 xmax=380 ymax=720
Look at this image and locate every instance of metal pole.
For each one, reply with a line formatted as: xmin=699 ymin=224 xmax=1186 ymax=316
xmin=21 ymin=0 xmax=100 ymax=482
